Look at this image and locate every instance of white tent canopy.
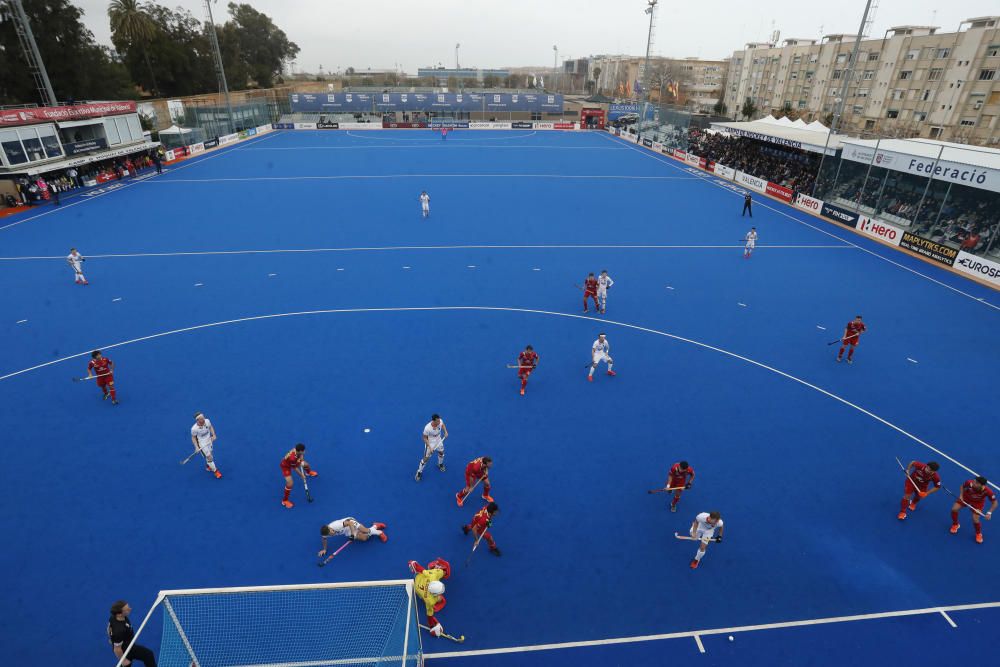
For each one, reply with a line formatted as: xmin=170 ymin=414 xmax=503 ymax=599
xmin=157 ymin=124 xmax=193 ymax=135
xmin=708 ymin=115 xmax=846 ymax=155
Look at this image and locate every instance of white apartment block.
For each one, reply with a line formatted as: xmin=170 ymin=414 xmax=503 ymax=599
xmin=724 ymin=17 xmax=1000 ymax=145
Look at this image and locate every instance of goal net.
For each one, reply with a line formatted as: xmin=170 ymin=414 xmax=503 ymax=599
xmin=117 ymin=580 xmax=422 ymax=667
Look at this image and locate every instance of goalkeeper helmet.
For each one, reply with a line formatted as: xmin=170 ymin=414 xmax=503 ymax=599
xmin=428 ymin=581 xmax=445 ymax=596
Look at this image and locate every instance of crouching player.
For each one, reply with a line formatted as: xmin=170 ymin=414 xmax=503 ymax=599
xmin=897 ymin=460 xmax=940 ymax=520
xmin=463 ymin=501 xmax=501 ymax=556
xmin=410 ymin=558 xmax=453 ymax=639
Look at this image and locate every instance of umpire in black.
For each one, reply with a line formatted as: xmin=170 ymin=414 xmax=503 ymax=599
xmin=108 ymin=600 xmax=157 ymax=666
xmin=742 ymin=192 xmax=753 ymax=217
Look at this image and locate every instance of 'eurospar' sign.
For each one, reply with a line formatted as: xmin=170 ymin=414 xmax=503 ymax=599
xmin=953 ymin=251 xmax=1000 ymax=286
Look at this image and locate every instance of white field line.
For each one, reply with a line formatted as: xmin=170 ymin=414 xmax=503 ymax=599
xmin=244 ymin=145 xmax=628 ymax=151
xmin=0 ymin=244 xmax=852 ymax=261
xmin=344 ymin=130 xmax=538 ymax=141
xmin=693 ymin=635 xmax=706 ymax=653
xmin=423 ymin=600 xmax=1000 ymax=659
xmin=139 ymin=173 xmax=701 ymax=184
xmin=599 ymin=132 xmax=999 ymax=311
xmin=939 ymin=610 xmax=958 ymax=628
xmin=0 ymin=305 xmax=993 ymax=493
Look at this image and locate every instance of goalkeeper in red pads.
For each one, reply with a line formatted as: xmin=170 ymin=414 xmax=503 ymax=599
xmin=516 ymin=344 xmax=539 ymax=395
xmin=456 ymin=456 xmax=493 ymax=507
xmin=897 ymin=460 xmax=941 ymax=520
xmin=410 ymin=558 xmax=456 ymax=639
xmin=463 ymin=501 xmax=501 ymax=556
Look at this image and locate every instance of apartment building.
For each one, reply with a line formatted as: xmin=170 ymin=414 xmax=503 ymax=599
xmin=723 ymin=16 xmax=1000 ymax=145
xmin=587 ymin=55 xmax=727 ymax=112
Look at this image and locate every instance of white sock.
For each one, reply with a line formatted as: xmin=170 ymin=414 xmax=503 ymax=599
xmin=417 ymin=459 xmax=426 ymax=473
xmin=607 ymin=362 xmax=613 ymax=371
xmin=438 ymin=454 xmax=445 ymax=465
xmin=694 ymin=549 xmax=705 ymax=562
xmin=369 ymin=525 xmax=382 ymax=535
xmin=208 ymin=460 xmax=217 ymax=472
xmin=588 ymin=366 xmax=595 ymax=377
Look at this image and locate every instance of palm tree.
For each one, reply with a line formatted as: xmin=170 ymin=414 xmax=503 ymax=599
xmin=108 ymin=0 xmax=159 ymax=96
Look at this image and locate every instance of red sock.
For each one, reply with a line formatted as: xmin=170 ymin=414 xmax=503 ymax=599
xmin=847 ymin=349 xmax=854 ymax=360
xmin=951 ymin=511 xmax=959 ymax=524
xmin=109 ymin=387 xmax=117 ymax=400
xmin=838 ymin=346 xmax=845 ymax=357
xmin=521 ymin=378 xmax=527 ymax=389
xmin=671 ymin=496 xmax=679 ymax=507
xmin=911 ymin=497 xmax=920 ymax=507
xmin=900 ymin=498 xmax=909 ymax=512
xmin=102 ymin=386 xmax=109 ymax=396
xmin=283 ymin=487 xmax=290 ymax=502
xmin=974 ymin=523 xmax=982 ymax=535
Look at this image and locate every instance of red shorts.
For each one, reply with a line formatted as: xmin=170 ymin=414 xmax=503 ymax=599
xmin=518 ymin=367 xmax=534 ymax=378
xmin=842 ymin=337 xmax=859 ymax=347
xmin=585 ymin=291 xmax=597 ymax=298
xmin=465 ymin=472 xmax=489 ymax=488
xmin=669 ymin=480 xmax=687 ymax=491
xmin=904 ymin=479 xmax=930 ymax=495
xmin=281 ymin=465 xmax=295 ymax=478
xmin=96 ymin=375 xmax=113 ymax=387
xmin=961 ymin=497 xmax=986 ymax=512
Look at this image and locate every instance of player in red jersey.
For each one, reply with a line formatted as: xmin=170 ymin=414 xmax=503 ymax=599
xmin=898 ymin=460 xmax=941 ymax=520
xmin=516 ymin=344 xmax=539 ymax=395
xmin=462 ymin=501 xmax=501 ymax=556
xmin=950 ymin=476 xmax=997 ymax=543
xmin=281 ymin=443 xmax=318 ymax=509
xmin=836 ymin=315 xmax=867 ymax=364
xmin=456 ymin=456 xmax=493 ymax=507
xmin=582 ymin=273 xmax=599 ymax=313
xmin=665 ymin=461 xmax=695 ymax=512
xmin=87 ymin=350 xmax=118 ymax=405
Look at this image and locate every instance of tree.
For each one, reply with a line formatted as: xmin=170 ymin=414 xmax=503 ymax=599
xmin=712 ymin=100 xmax=727 ymax=115
xmin=218 ymin=3 xmax=299 ymax=89
xmin=125 ymin=4 xmax=215 ymax=97
xmin=446 ymin=75 xmax=459 ymax=90
xmin=648 ymin=61 xmax=678 ymax=102
xmin=108 ymin=0 xmax=159 ymax=96
xmin=0 ymin=0 xmax=133 ymax=105
xmin=482 ymin=74 xmax=500 ymax=88
xmin=345 ymin=66 xmax=355 ymax=75
xmin=741 ymin=98 xmax=758 ymax=120
xmin=592 ymin=66 xmax=602 ymax=92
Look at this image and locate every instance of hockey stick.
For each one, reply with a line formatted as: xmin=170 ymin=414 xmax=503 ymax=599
xmin=300 ymin=465 xmax=314 ymax=503
xmin=675 ymin=532 xmax=721 ymax=542
xmin=465 ymin=529 xmax=485 ymax=566
xmin=457 ymin=476 xmax=483 ymax=507
xmin=72 ymin=372 xmax=112 ymax=382
xmin=829 ymin=334 xmax=861 ymax=346
xmin=944 ymin=487 xmax=987 ymax=517
xmin=894 ymin=456 xmax=923 ymax=494
xmin=648 ymin=486 xmax=687 ymax=494
xmin=418 ymin=624 xmax=465 ymax=643
xmin=317 ymin=539 xmax=351 ymax=567
xmin=181 ymin=443 xmax=211 ymax=465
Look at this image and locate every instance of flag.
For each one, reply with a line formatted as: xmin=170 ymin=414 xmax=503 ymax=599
xmin=634 ymin=80 xmax=643 ymax=94
xmin=626 ymin=81 xmax=632 ymax=97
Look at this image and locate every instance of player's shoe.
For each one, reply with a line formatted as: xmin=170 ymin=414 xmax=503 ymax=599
xmin=281 ymin=500 xmax=294 ymax=509
xmin=462 ymin=525 xmax=470 ymax=535
xmin=847 ymin=358 xmax=853 ymax=365
xmin=483 ymin=494 xmax=494 ymax=502
xmin=950 ymin=523 xmax=960 ymax=534
xmin=897 ymin=511 xmax=907 ymax=520
xmin=587 ymin=375 xmax=593 ymax=382
xmin=520 ymin=387 xmax=525 ymax=396
xmin=607 ymin=370 xmax=616 ymax=376
xmin=379 ymin=532 xmax=389 ymax=543
xmin=456 ymin=492 xmax=465 ymax=507
xmin=374 ymin=522 xmax=387 ymax=530
xmin=583 ymin=308 xmax=589 ymax=313
xmin=490 ymin=546 xmax=502 ymax=557
xmin=415 ymin=471 xmax=422 ymax=482
xmin=908 ymin=501 xmax=918 ymax=511
xmin=111 ymin=398 xmax=119 ymax=405
xmin=670 ymin=504 xmax=677 ymax=513
xmin=975 ymin=533 xmax=983 ymax=544
xmin=103 ymin=392 xmax=109 ymax=400
xmin=307 ymin=470 xmax=318 ymax=477
xmin=438 ymin=463 xmax=446 ymax=472
xmin=836 ymin=356 xmax=842 ymax=363
xmin=689 ymin=559 xmax=699 ymax=569
xmin=214 ymin=470 xmax=223 ymax=479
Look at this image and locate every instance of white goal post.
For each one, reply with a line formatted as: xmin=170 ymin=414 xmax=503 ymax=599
xmin=115 ymin=580 xmax=422 ymax=667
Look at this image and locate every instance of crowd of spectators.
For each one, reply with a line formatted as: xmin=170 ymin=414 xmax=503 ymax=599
xmin=3 ymin=148 xmax=162 ymax=210
xmin=687 ymin=129 xmax=821 ymax=193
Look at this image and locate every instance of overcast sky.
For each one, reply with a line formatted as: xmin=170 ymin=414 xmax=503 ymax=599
xmin=74 ymin=1 xmax=999 ymax=73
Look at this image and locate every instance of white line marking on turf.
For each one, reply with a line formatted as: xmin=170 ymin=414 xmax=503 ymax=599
xmin=402 ymin=266 xmax=411 ymax=269
xmin=142 ymin=173 xmax=701 ymax=184
xmin=0 ymin=305 xmax=992 ymax=492
xmin=345 ymin=130 xmax=538 ymax=142
xmin=907 ymin=358 xmax=919 ymax=364
xmin=693 ymin=635 xmax=705 ymax=654
xmin=737 ymin=302 xmax=747 ymax=307
xmin=0 ymin=244 xmax=852 ymax=261
xmin=467 ymin=265 xmax=476 ymax=268
xmin=601 ymin=131 xmax=999 ymax=312
xmin=533 ymin=267 xmax=541 ymax=271
xmin=194 ymin=283 xmax=204 ymax=287
xmin=816 ymin=325 xmax=827 ymax=330
xmin=423 ymin=599 xmax=1000 ymax=659
xmin=268 ymin=273 xmax=277 ymax=277
xmin=939 ymin=610 xmax=957 ymax=628
xmin=16 ymin=319 xmax=27 ymax=324
xmin=112 ymin=297 xmax=122 ymax=302
xmin=666 ymin=286 xmax=674 ymax=290
xmin=246 ymin=144 xmax=628 ymax=151
xmin=336 ymin=268 xmax=344 ymax=271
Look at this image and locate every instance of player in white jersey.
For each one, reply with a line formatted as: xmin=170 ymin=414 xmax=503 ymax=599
xmin=588 ymin=333 xmax=615 ymax=382
xmin=744 ymin=227 xmax=758 ymax=259
xmin=596 ymin=270 xmax=614 ymax=314
xmin=688 ymin=511 xmax=724 ymax=569
xmin=415 ymin=413 xmax=448 ymax=481
xmin=319 ymin=517 xmax=388 ymax=555
xmin=67 ymin=248 xmax=88 ymax=285
xmin=190 ymin=412 xmax=221 ymax=478
xmin=419 ymin=191 xmax=431 ymax=218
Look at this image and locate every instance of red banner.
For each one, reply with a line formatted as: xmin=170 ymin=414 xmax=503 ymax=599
xmin=0 ymin=101 xmax=136 ymax=128
xmin=766 ymin=182 xmax=794 ymax=202
xmin=672 ymin=149 xmax=686 ymax=160
xmin=553 ymin=122 xmax=575 ymax=129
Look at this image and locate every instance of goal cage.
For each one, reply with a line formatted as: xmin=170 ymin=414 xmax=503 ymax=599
xmin=115 ymin=580 xmax=423 ymax=667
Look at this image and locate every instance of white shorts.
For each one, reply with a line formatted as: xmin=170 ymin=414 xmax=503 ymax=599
xmin=695 ymin=527 xmax=717 ymax=543
xmin=422 ymin=203 xmax=430 ymax=211
xmin=197 ymin=440 xmax=214 ymax=457
xmin=597 ymin=289 xmax=608 ymax=299
xmin=424 ymin=441 xmax=444 ymax=456
xmin=593 ymin=352 xmax=610 ymax=364
xmin=745 ymin=241 xmax=755 ymax=249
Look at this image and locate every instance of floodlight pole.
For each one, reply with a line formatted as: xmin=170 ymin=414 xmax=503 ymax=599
xmin=456 ymin=43 xmax=460 ymax=69
xmin=204 ymin=0 xmax=235 ymax=135
xmin=553 ymin=45 xmax=558 ymax=92
xmin=5 ymin=0 xmax=58 ymax=106
xmin=812 ymin=0 xmax=874 ymax=197
xmin=640 ymin=0 xmax=658 ymax=136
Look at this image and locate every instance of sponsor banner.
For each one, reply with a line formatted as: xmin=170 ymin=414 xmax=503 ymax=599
xmin=427 ymin=120 xmax=464 ymax=128
xmin=0 ymin=101 xmax=136 ymax=128
xmin=613 ymin=128 xmax=621 ymax=136
xmin=685 ymin=153 xmax=701 ymax=167
xmin=713 ymin=163 xmax=735 ymax=179
xmin=856 ymin=216 xmax=903 ymax=246
xmin=317 ymin=121 xmax=340 ymax=129
xmin=899 ymin=232 xmax=958 ymax=266
xmin=219 ymin=133 xmax=239 ymax=144
xmin=291 ymin=91 xmax=562 ymax=113
xmin=335 ymin=122 xmax=382 ymax=130
xmin=553 ymin=122 xmax=575 ymax=130
xmin=63 ymin=138 xmax=109 ymax=155
xmin=820 ymin=201 xmax=859 ymax=228
xmin=672 ymin=149 xmax=686 ymax=160
xmin=608 ymin=103 xmax=640 ymax=120
xmin=737 ymin=171 xmax=767 ymax=194
xmin=766 ymin=182 xmax=793 ymax=203
xmin=953 ymin=251 xmax=1000 ymax=286
xmin=469 ymin=121 xmax=512 ymax=129
xmin=189 ymin=143 xmax=205 ymax=155
xmin=652 ymin=141 xmax=663 ymax=152
xmin=533 ymin=122 xmax=555 ymax=130
xmin=245 ymin=127 xmax=257 ymax=137
xmin=642 ymin=138 xmax=653 ymax=147
xmin=164 ymin=149 xmax=175 ymax=161
xmin=793 ymin=192 xmax=823 ymax=213
xmin=841 ymin=142 xmax=1000 ymax=194
xmin=81 ymin=182 xmax=129 ymax=198
xmin=511 ymin=121 xmax=533 ymax=129
xmin=272 ymin=122 xmax=295 ymax=130
xmin=203 ymin=138 xmax=220 ymax=149
xmin=293 ymin=123 xmax=316 ymax=130
xmin=255 ymin=124 xmax=272 ymax=135
xmin=237 ymin=130 xmax=250 ymax=139
xmin=173 ymin=146 xmax=189 ymax=158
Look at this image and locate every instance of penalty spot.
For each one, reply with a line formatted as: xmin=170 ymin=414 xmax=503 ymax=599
xmin=363 ymin=428 xmax=371 ymax=433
